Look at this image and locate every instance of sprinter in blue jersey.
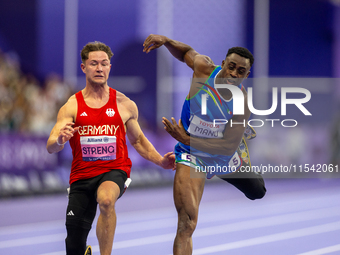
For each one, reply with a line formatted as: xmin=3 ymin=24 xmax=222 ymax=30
xmin=143 ymin=34 xmax=266 ymax=255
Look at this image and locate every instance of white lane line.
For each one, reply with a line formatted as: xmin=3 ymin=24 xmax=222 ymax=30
xmin=0 ymin=233 xmax=65 ymax=249
xmin=2 ymin=188 xmax=340 ymax=237
xmin=0 ymin=194 xmax=334 ymax=238
xmin=192 ymin=221 xmax=340 ymax=255
xmin=112 ymin=194 xmax=340 ymax=234
xmin=113 ymin=204 xmax=340 ymax=235
xmin=109 ymin=206 xmax=340 ymax=250
xmin=113 ymin=233 xmax=174 ymax=249
xmin=194 ymin=206 xmax=340 ymax=238
xmin=0 ymin=220 xmax=64 ymax=236
xmin=34 ymin=190 xmax=340 ymax=255
xmin=37 ymin=233 xmax=175 ymax=255
xmin=297 ymin=244 xmax=340 ymax=255
xmin=7 ymin=205 xmax=340 ymax=250
xmin=116 ymin=186 xmax=340 ymax=223
xmin=39 ymin=252 xmax=64 ymax=255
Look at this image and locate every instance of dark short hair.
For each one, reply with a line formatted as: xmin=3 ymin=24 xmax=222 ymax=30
xmin=81 ymin=41 xmax=114 ymax=63
xmin=226 ymin=47 xmax=254 ymax=67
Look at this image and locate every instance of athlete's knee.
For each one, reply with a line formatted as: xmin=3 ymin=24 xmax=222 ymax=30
xmin=97 ymin=181 xmax=120 ymax=216
xmin=177 ymin=209 xmax=198 ymax=236
xmin=97 ymin=196 xmax=116 ymax=216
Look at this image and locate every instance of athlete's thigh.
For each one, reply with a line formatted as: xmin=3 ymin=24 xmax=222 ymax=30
xmin=174 ymin=163 xmax=206 ymax=216
xmin=97 ymin=181 xmax=121 ymax=204
xmin=96 ymin=170 xmax=127 ymax=203
xmin=67 ymin=180 xmax=97 ymax=227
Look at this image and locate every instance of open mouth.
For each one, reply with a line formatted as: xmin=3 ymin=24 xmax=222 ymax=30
xmin=226 ymin=78 xmax=235 ymax=84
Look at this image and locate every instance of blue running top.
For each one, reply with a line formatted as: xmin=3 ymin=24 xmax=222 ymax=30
xmin=179 ymin=66 xmax=242 ymax=158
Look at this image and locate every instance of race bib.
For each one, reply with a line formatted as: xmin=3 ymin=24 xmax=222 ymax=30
xmin=80 ymin=135 xmax=116 ymax=161
xmin=181 ymin=153 xmax=197 ymax=165
xmin=229 ymin=151 xmax=241 ymax=170
xmin=188 ymin=115 xmax=226 ymax=138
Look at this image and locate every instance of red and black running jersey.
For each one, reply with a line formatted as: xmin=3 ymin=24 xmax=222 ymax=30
xmin=69 ymin=88 xmax=132 ymax=184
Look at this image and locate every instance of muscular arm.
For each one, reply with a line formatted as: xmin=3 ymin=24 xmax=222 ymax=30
xmin=143 ymin=34 xmax=214 ymax=73
xmin=46 ymin=97 xmax=78 ymax=154
xmin=124 ymin=100 xmax=175 ymax=169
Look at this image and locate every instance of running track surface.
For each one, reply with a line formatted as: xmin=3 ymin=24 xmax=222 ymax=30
xmin=0 ymin=178 xmax=340 ymax=255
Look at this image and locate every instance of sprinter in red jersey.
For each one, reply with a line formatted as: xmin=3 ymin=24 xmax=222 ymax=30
xmin=46 ymin=41 xmax=175 ymax=255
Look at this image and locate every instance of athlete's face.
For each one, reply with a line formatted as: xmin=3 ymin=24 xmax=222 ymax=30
xmin=218 ymin=53 xmax=251 ymax=86
xmin=81 ymin=51 xmax=111 ymax=86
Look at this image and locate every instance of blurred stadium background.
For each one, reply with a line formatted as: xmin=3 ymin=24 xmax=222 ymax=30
xmin=0 ymin=0 xmax=339 ymax=196
xmin=1 ymin=0 xmax=340 ymax=254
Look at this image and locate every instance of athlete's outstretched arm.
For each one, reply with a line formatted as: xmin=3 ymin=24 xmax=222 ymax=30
xmin=143 ymin=34 xmax=201 ymax=70
xmin=125 ymin=100 xmax=175 ymax=169
xmin=46 ymin=97 xmax=78 ymax=154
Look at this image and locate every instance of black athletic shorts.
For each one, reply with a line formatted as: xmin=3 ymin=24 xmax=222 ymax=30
xmin=66 ymin=170 xmax=128 ymax=229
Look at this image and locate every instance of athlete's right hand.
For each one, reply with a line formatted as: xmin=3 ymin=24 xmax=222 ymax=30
xmin=57 ymin=122 xmax=79 ymax=145
xmin=160 ymin=151 xmax=176 ymax=170
xmin=162 ymin=117 xmax=190 ymax=146
xmin=143 ymin=34 xmax=168 ymax=53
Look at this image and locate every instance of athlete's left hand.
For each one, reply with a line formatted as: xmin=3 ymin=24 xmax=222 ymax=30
xmin=162 ymin=117 xmax=190 ymax=146
xmin=143 ymin=34 xmax=168 ymax=53
xmin=160 ymin=152 xmax=176 ymax=170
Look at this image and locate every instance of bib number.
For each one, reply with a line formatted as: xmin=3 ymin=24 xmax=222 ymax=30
xmin=229 ymin=152 xmax=241 ymax=170
xmin=181 ymin=153 xmax=197 ymax=165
